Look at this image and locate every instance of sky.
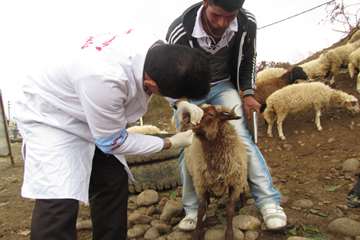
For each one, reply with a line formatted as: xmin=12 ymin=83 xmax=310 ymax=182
xmin=0 ymin=0 xmax=358 ymax=118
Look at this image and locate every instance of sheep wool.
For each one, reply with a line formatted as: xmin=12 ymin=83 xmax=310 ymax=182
xmin=348 ymin=47 xmax=360 ymax=92
xmin=255 ymin=66 xmax=308 ymax=105
xmin=256 ymin=67 xmax=287 ymax=83
xmin=263 ymin=82 xmax=359 ymax=140
xmin=299 ymin=53 xmax=331 ymax=80
xmin=182 ymin=104 xmax=247 ymax=239
xmin=324 ymin=40 xmax=360 ymax=82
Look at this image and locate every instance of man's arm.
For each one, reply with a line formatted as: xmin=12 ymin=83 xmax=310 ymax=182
xmin=238 ymin=11 xmax=260 ymax=118
xmin=166 ymin=16 xmax=189 ymax=46
xmin=238 ymin=12 xmax=257 ymax=97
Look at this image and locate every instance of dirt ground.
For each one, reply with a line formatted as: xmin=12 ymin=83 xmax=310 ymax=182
xmin=1 ymin=71 xmax=360 ymax=240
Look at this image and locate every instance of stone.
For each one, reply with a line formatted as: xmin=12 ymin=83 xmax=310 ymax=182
xmin=204 ymin=225 xmax=244 ymax=240
xmin=328 ymin=217 xmax=360 ymax=236
xmin=128 ymin=224 xmax=149 ymax=238
xmin=160 ymin=199 xmax=183 ymax=222
xmin=244 ymin=230 xmax=259 ymax=240
xmin=292 ymin=199 xmax=314 ymax=209
xmin=150 ymin=219 xmax=172 ymax=234
xmin=233 ymin=215 xmax=261 ymax=230
xmin=166 ymin=231 xmax=192 ymax=240
xmin=136 ymin=190 xmax=159 ymax=206
xmin=342 ymin=158 xmax=360 ymax=172
xmin=144 ymin=227 xmax=160 ymax=240
xmin=128 ymin=212 xmax=152 ymax=224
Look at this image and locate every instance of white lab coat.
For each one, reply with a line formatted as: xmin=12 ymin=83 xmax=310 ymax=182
xmin=14 ymin=29 xmax=165 ymax=203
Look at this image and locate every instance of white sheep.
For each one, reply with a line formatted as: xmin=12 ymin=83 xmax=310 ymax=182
xmin=182 ymin=104 xmax=247 ymax=240
xmin=323 ymin=40 xmax=360 ymax=83
xmin=298 ymin=53 xmax=332 ymax=80
xmin=263 ymin=82 xmax=359 ymax=140
xmin=127 ymin=124 xmax=168 ymax=135
xmin=255 ymin=66 xmax=309 ymax=105
xmin=256 ymin=67 xmax=288 ymax=83
xmin=348 ymin=47 xmax=360 ymax=92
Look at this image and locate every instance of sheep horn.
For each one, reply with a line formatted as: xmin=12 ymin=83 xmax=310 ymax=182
xmin=220 ymin=105 xmax=241 ymax=120
xmin=231 ymin=105 xmax=241 ymax=119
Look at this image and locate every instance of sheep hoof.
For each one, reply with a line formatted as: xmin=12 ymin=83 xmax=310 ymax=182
xmin=280 ymin=136 xmax=286 ymax=140
xmin=318 ymin=127 xmax=323 ymax=131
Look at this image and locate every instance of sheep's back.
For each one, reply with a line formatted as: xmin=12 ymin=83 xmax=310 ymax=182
xmin=299 ymin=58 xmax=328 ymax=79
xmin=256 ymin=67 xmax=287 ymax=84
xmin=327 ymin=41 xmax=360 ymax=64
xmin=266 ymin=82 xmax=333 ymax=114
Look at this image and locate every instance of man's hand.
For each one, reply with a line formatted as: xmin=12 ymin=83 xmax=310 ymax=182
xmin=243 ymin=95 xmax=261 ymax=120
xmin=176 ymin=101 xmax=204 ymax=125
xmin=167 ymin=130 xmax=194 ymax=149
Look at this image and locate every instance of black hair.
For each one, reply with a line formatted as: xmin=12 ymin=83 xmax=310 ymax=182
xmin=144 ymin=43 xmax=211 ymax=99
xmin=208 ymin=0 xmax=245 ymax=12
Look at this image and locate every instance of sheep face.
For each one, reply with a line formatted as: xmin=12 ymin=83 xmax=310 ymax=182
xmin=344 ymin=98 xmax=360 ymax=113
xmin=286 ymin=66 xmax=309 ymax=83
xmin=331 ymin=93 xmax=360 ymax=113
xmin=192 ymin=105 xmax=241 ymax=141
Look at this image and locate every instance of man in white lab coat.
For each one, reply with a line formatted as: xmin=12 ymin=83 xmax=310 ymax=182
xmin=14 ymin=29 xmax=211 ymax=240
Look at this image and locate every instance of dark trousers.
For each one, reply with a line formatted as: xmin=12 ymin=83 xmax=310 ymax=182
xmin=30 ymin=147 xmax=129 ymax=240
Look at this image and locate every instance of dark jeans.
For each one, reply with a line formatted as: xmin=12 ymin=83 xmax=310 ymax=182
xmin=30 ymin=147 xmax=129 ymax=240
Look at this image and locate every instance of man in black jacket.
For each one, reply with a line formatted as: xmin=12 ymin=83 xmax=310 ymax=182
xmin=167 ymin=0 xmax=287 ymax=231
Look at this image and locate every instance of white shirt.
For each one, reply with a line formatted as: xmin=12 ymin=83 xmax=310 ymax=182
xmin=14 ymin=29 xmax=164 ymax=203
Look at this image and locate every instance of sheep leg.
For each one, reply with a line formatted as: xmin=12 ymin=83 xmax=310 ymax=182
xmin=276 ymin=114 xmax=287 ymax=140
xmin=263 ymin=109 xmax=275 ymax=137
xmin=357 ymin=73 xmax=360 ymax=93
xmin=192 ymin=193 xmax=208 ymax=240
xmin=315 ymin=109 xmax=322 ymax=131
xmin=225 ymin=186 xmax=238 ymax=240
xmin=348 ymin=62 xmax=356 ymax=79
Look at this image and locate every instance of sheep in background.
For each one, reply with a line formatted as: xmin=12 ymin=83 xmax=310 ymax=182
xmin=263 ymin=82 xmax=359 ymax=140
xmin=182 ymin=104 xmax=247 ymax=240
xmin=298 ymin=53 xmax=332 ymax=80
xmin=256 ymin=67 xmax=288 ymax=83
xmin=348 ymin=47 xmax=360 ymax=92
xmin=255 ymin=66 xmax=308 ymax=105
xmin=127 ymin=124 xmax=168 ymax=135
xmin=324 ymin=39 xmax=360 ymax=83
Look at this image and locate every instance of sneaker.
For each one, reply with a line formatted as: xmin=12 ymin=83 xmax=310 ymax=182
xmin=178 ymin=213 xmax=198 ymax=231
xmin=260 ymin=203 xmax=287 ymax=230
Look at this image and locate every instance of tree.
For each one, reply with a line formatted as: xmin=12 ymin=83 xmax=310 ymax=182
xmin=324 ymin=0 xmax=360 ymax=33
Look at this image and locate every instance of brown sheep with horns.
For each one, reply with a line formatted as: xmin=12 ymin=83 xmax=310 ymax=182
xmin=181 ymin=104 xmax=248 ymax=240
